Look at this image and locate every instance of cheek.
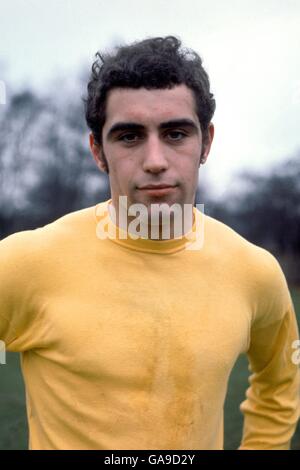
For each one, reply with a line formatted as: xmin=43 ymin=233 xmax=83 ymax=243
xmin=177 ymin=154 xmax=200 ymax=175
xmin=179 ymin=161 xmax=200 ymax=188
xmin=110 ymin=158 xmax=135 ymax=186
xmin=174 ymin=141 xmax=201 ymax=164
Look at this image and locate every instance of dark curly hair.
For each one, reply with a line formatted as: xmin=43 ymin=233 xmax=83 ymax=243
xmin=84 ymin=36 xmax=216 ymax=145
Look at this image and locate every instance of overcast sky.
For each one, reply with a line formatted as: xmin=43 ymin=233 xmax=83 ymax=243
xmin=0 ymin=0 xmax=299 ymax=198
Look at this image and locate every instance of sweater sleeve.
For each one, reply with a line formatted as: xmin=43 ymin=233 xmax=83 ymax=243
xmin=239 ymin=251 xmax=300 ymax=450
xmin=0 ymin=231 xmax=42 ymax=352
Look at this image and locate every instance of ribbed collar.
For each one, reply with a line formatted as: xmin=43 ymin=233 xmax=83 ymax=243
xmin=94 ymin=199 xmax=204 ymax=255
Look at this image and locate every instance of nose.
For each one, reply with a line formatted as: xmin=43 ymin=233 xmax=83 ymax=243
xmin=142 ymin=134 xmax=169 ymax=173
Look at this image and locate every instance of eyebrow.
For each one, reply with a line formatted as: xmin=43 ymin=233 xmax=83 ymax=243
xmin=106 ymin=118 xmax=199 ymax=141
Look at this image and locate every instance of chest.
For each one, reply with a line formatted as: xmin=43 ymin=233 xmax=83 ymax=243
xmin=37 ymin=264 xmax=251 ymax=388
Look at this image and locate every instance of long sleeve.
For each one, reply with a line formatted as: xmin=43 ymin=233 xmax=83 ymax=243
xmin=0 ymin=232 xmax=25 ymax=347
xmin=239 ymin=252 xmax=300 ymax=450
xmin=0 ymin=230 xmax=43 ymax=351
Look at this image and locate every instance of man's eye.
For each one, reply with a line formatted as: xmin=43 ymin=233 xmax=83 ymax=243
xmin=119 ymin=133 xmax=140 ymax=143
xmin=167 ymin=131 xmax=187 ymax=141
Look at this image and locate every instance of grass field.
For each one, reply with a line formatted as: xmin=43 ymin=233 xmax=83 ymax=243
xmin=0 ymin=288 xmax=299 ymax=450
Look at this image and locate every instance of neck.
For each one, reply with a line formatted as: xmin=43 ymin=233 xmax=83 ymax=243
xmin=109 ymin=196 xmax=195 ymax=241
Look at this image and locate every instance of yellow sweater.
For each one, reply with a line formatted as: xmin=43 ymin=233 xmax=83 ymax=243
xmin=0 ymin=199 xmax=299 ymax=450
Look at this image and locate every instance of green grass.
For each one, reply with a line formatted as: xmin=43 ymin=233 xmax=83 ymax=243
xmin=0 ymin=352 xmax=28 ymax=449
xmin=0 ymin=288 xmax=300 ymax=450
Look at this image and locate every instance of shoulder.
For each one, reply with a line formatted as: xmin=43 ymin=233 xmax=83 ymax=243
xmin=204 ymin=212 xmax=282 ymax=266
xmin=203 ymin=212 xmax=271 ymax=262
xmin=0 ymin=204 xmax=96 ymax=266
xmin=203 ymin=213 xmax=291 ymax=325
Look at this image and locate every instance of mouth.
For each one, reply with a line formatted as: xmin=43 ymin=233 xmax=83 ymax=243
xmin=137 ymin=185 xmax=178 ymax=197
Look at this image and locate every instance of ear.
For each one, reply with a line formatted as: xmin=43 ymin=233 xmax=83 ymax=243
xmin=199 ymin=123 xmax=214 ymax=166
xmin=89 ymin=133 xmax=108 ymax=173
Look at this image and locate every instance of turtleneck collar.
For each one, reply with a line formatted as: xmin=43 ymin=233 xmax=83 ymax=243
xmin=94 ymin=199 xmax=204 ymax=255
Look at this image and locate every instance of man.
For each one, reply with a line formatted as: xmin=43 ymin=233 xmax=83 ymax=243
xmin=0 ymin=36 xmax=299 ymax=450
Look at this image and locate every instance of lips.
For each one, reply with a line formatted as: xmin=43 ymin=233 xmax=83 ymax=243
xmin=137 ymin=184 xmax=177 ymax=196
xmin=138 ymin=184 xmax=177 ymax=189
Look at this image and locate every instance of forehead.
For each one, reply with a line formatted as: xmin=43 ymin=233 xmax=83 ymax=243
xmin=104 ymin=84 xmax=199 ymax=127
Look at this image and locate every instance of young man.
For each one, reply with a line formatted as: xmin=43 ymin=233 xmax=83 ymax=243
xmin=0 ymin=36 xmax=299 ymax=450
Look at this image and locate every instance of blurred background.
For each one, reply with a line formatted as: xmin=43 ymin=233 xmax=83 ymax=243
xmin=0 ymin=0 xmax=299 ymax=449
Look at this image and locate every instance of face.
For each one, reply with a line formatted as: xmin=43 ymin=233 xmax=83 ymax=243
xmin=90 ymin=84 xmax=214 ymax=217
